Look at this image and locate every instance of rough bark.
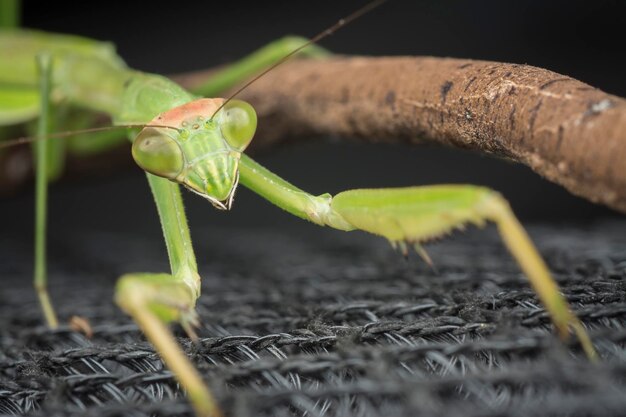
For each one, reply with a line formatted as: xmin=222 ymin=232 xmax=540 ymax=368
xmin=176 ymin=56 xmax=626 ymax=214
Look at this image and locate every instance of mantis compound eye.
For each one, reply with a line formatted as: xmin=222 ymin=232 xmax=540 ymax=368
xmin=132 ymin=127 xmax=184 ymax=179
xmin=218 ymin=99 xmax=257 ymax=151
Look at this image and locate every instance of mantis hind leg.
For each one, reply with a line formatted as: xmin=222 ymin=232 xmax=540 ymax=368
xmin=331 ymin=185 xmax=596 ymax=359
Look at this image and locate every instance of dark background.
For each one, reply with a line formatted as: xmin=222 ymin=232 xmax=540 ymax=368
xmin=4 ymin=0 xmax=625 ymax=245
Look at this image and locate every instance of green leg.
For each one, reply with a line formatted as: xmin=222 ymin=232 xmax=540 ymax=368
xmin=33 ymin=53 xmax=58 ymax=328
xmin=27 ymin=102 xmax=66 ymax=182
xmin=192 ymin=36 xmax=330 ymax=97
xmin=239 ymin=155 xmax=596 ymax=359
xmin=114 ymin=174 xmax=222 ymax=417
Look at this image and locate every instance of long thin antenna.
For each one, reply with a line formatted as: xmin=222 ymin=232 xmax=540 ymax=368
xmin=0 ymin=124 xmax=181 ymax=150
xmin=209 ymin=0 xmax=388 ymax=120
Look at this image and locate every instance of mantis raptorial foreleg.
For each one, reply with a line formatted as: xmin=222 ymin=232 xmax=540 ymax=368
xmin=238 ymin=155 xmax=597 ymax=358
xmin=114 ymin=174 xmax=222 ymax=417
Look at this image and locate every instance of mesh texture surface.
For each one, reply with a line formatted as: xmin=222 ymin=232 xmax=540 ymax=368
xmin=1 ymin=220 xmax=625 ymax=417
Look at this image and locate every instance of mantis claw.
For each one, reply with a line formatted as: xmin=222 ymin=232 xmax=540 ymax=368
xmin=69 ymin=315 xmax=94 ymax=338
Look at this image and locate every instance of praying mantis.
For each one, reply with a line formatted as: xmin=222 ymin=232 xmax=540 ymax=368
xmin=0 ymin=1 xmax=599 ymax=416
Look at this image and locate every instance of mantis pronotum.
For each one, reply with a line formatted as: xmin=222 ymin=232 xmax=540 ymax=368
xmin=0 ymin=2 xmax=597 ymax=416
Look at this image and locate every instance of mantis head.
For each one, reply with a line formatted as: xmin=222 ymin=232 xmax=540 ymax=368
xmin=132 ymin=98 xmax=257 ymax=210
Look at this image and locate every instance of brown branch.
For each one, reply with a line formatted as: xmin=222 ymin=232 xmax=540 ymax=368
xmin=3 ymin=56 xmax=623 ymax=213
xmin=177 ymin=57 xmax=626 ymax=214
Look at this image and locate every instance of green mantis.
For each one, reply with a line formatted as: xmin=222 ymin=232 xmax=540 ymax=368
xmin=0 ymin=4 xmax=598 ymax=417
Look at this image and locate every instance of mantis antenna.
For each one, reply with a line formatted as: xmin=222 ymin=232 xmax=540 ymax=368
xmin=209 ymin=0 xmax=389 ymax=120
xmin=0 ymin=124 xmax=181 ymax=150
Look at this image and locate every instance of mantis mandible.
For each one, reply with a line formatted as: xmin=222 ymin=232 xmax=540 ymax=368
xmin=0 ymin=2 xmax=597 ymax=416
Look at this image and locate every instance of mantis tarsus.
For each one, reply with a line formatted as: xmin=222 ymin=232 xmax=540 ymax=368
xmin=0 ymin=2 xmax=597 ymax=416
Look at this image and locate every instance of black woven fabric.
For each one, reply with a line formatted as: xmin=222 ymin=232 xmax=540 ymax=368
xmin=1 ymin=220 xmax=625 ymax=417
